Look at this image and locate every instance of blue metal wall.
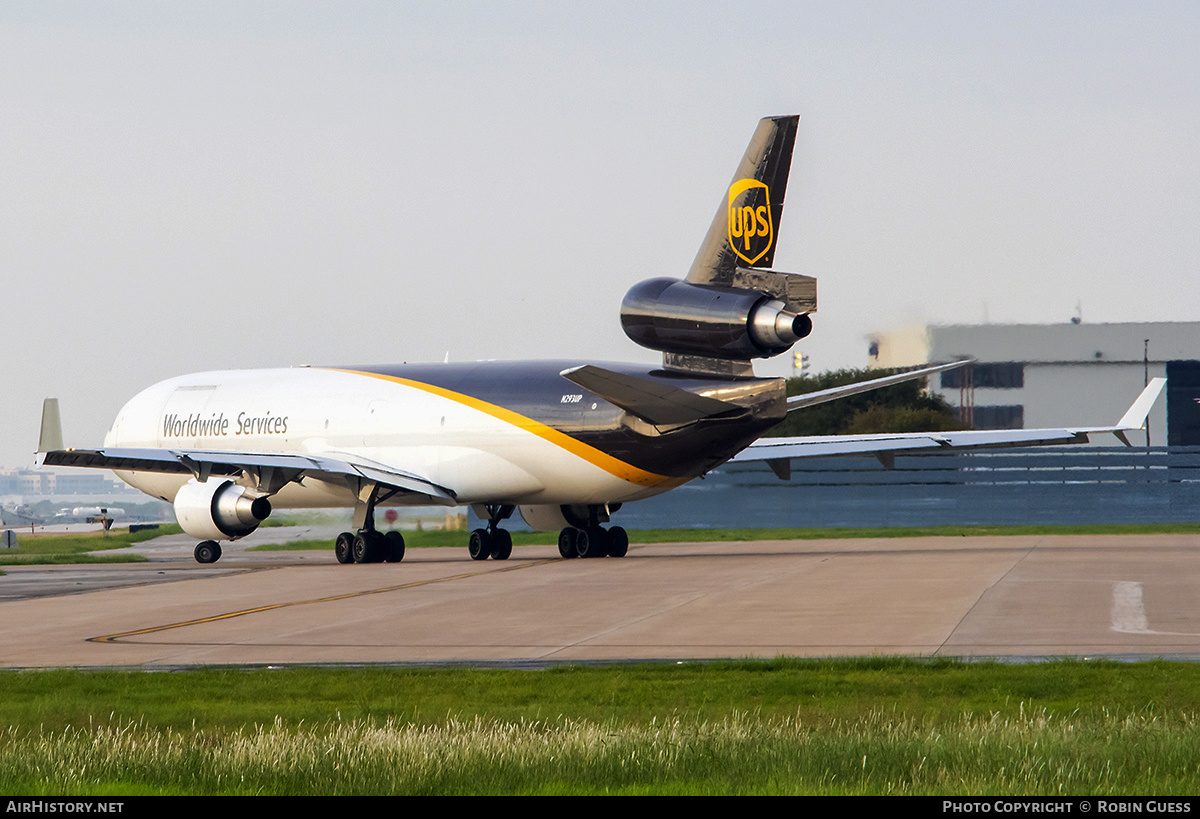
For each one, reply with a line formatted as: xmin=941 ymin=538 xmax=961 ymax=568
xmin=615 ymin=447 xmax=1200 ymax=529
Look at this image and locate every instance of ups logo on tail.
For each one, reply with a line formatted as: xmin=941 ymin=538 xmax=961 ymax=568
xmin=727 ymin=178 xmax=774 ymax=265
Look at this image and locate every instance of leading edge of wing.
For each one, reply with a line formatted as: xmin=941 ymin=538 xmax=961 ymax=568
xmin=38 ymin=447 xmax=458 ymax=504
xmin=736 ymin=377 xmax=1167 ymax=463
xmin=785 ymin=360 xmax=970 ymax=411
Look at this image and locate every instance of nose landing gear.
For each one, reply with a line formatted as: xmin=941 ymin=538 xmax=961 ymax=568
xmin=194 ymin=540 xmax=222 ymax=564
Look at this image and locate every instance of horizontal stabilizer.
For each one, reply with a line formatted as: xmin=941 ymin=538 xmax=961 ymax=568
xmin=560 ymin=365 xmax=743 ymax=425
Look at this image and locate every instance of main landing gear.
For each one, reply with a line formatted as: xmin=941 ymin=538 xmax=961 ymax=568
xmin=468 ymin=504 xmax=514 ymax=561
xmin=334 ymin=528 xmax=405 ymax=564
xmin=554 ymin=504 xmax=628 ymax=559
xmin=557 ymin=525 xmax=628 ymax=559
xmin=466 ymin=503 xmax=630 ymax=561
xmin=333 ymin=483 xmax=405 ymax=565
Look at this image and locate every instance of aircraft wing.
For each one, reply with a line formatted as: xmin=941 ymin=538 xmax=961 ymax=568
xmin=38 ymin=446 xmax=458 ymax=504
xmin=733 ymin=377 xmax=1166 ymax=475
xmin=785 ymin=360 xmax=970 ymax=411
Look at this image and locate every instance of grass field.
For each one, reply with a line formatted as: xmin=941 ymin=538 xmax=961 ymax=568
xmin=0 ymin=525 xmax=183 ymax=566
xmin=3 ymin=659 xmax=1200 ymax=795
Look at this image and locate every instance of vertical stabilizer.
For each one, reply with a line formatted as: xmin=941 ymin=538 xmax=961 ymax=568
xmin=685 ymin=115 xmax=799 ymax=286
xmin=619 ymin=115 xmax=812 ymax=378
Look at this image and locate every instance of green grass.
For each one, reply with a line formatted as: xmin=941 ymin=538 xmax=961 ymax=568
xmin=3 ymin=659 xmax=1200 ymax=795
xmin=0 ymin=525 xmax=182 ymax=565
xmin=249 ymin=522 xmax=1200 ymax=551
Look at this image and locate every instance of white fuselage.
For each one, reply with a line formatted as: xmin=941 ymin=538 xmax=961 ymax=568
xmin=104 ymin=366 xmax=681 ymax=510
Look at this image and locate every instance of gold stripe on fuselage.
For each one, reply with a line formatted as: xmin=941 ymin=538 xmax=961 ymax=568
xmin=324 ymin=368 xmax=680 ymax=489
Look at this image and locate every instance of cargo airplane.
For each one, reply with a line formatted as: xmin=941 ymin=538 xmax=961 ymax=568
xmin=38 ymin=116 xmax=1165 ymax=564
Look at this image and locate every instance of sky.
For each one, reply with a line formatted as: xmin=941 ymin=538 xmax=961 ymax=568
xmin=2 ymin=1 xmax=1198 ymax=468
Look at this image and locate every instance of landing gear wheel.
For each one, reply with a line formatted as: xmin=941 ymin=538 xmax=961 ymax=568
xmin=576 ymin=526 xmax=607 ymax=559
xmin=384 ymin=531 xmax=406 ymax=563
xmin=607 ymin=526 xmax=629 ymax=558
xmin=194 ymin=541 xmax=221 ymax=564
xmin=335 ymin=532 xmax=355 ymax=564
xmin=353 ymin=532 xmax=383 ymax=564
xmin=468 ymin=528 xmax=492 ymax=561
xmin=558 ymin=527 xmax=578 ymax=559
xmin=490 ymin=529 xmax=512 ymax=561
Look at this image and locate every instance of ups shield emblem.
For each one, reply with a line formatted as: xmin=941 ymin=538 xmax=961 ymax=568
xmin=727 ymin=178 xmax=773 ymax=266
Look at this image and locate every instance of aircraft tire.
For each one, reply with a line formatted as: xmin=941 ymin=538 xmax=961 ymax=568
xmin=334 ymin=532 xmax=355 ymax=564
xmin=384 ymin=530 xmax=406 ymax=563
xmin=592 ymin=526 xmax=611 ymax=558
xmin=353 ymin=532 xmax=383 ymax=564
xmin=558 ymin=528 xmax=578 ymax=559
xmin=576 ymin=526 xmax=605 ymax=559
xmin=607 ymin=526 xmax=629 ymax=558
xmin=468 ymin=529 xmax=492 ymax=561
xmin=491 ymin=529 xmax=512 ymax=560
xmin=194 ymin=541 xmax=221 ymax=564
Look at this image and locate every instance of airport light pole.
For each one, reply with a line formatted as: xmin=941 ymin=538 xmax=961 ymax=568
xmin=1144 ymin=339 xmax=1150 ymax=448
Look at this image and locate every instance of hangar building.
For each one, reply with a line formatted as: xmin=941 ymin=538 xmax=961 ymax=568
xmin=866 ymin=321 xmax=1200 ymax=446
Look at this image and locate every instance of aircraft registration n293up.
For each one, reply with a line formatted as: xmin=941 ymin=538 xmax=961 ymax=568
xmin=38 ymin=116 xmax=1165 ymax=565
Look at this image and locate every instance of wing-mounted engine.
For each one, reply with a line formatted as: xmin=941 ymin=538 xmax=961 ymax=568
xmin=174 ymin=478 xmax=272 ymax=541
xmin=620 ymin=268 xmax=816 ymax=376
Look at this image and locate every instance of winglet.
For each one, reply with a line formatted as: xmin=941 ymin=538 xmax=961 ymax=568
xmin=38 ymin=398 xmax=63 ymax=454
xmin=1116 ymin=377 xmax=1166 ymax=430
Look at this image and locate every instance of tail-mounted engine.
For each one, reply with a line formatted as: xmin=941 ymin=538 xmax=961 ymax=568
xmin=174 ymin=478 xmax=272 ymax=541
xmin=620 ymin=268 xmax=816 ymax=375
xmin=622 ymin=116 xmax=809 ymax=377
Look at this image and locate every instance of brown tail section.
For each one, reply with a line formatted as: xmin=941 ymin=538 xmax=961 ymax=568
xmin=685 ymin=115 xmax=799 ymax=287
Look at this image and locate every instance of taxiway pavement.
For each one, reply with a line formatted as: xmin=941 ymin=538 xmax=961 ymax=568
xmin=2 ymin=531 xmax=1199 ymax=667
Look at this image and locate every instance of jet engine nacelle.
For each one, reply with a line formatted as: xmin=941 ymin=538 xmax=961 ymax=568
xmin=620 ymin=277 xmax=812 ymax=360
xmin=173 ymin=478 xmax=272 ymax=541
